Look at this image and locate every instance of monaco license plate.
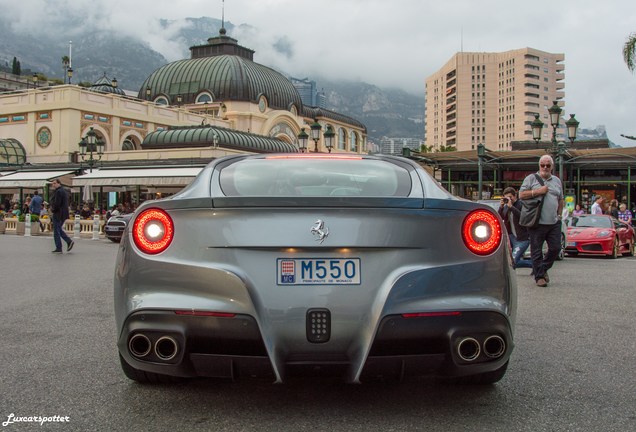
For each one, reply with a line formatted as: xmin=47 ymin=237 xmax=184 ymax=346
xmin=277 ymin=258 xmax=361 ymax=285
xmin=567 ymin=242 xmax=576 ymax=247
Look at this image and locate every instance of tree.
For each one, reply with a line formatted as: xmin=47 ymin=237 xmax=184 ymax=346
xmin=11 ymin=57 xmax=21 ymax=75
xmin=623 ymin=33 xmax=636 ymax=72
xmin=62 ymin=55 xmax=70 ymax=83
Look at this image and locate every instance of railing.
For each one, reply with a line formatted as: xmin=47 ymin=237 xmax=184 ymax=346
xmin=1 ymin=217 xmax=105 ymax=237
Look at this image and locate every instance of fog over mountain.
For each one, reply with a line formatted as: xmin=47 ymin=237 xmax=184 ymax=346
xmin=0 ymin=16 xmax=423 ymax=144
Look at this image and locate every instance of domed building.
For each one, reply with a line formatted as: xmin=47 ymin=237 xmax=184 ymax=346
xmin=138 ymin=27 xmax=367 ymax=153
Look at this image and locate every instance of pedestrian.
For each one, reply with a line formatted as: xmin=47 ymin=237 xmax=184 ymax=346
xmin=49 ymin=178 xmax=74 ymax=253
xmin=498 ymin=187 xmax=532 ymax=269
xmin=572 ymin=203 xmax=585 ymax=217
xmin=519 ymin=155 xmax=564 ymax=287
xmin=29 ymin=190 xmax=44 ymax=232
xmin=617 ymin=203 xmax=632 ymax=226
xmin=590 ymin=195 xmax=604 ymax=215
xmin=606 ymin=199 xmax=619 ymax=218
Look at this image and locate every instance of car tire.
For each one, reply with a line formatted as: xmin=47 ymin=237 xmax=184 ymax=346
xmin=623 ymin=239 xmax=635 ymax=257
xmin=556 ymin=233 xmax=565 ymax=261
xmin=448 ymin=361 xmax=509 ymax=385
xmin=609 ymin=237 xmax=619 ymax=259
xmin=119 ymin=354 xmax=182 ymax=384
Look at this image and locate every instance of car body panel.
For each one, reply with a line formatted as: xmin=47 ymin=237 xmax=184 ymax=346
xmin=115 ymin=155 xmax=517 ymax=383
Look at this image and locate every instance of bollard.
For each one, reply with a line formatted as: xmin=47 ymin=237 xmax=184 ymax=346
xmin=92 ymin=214 xmax=100 ymax=240
xmin=74 ymin=215 xmax=81 ymax=239
xmin=25 ymin=213 xmax=31 ymax=237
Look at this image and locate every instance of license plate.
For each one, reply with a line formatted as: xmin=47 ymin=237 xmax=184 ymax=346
xmin=277 ymin=258 xmax=361 ymax=285
xmin=567 ymin=242 xmax=576 ymax=247
xmin=106 ymin=227 xmax=121 ymax=232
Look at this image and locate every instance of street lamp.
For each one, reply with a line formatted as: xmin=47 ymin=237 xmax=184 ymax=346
xmin=112 ymin=77 xmax=118 ymax=88
xmin=67 ymin=67 xmax=73 ymax=85
xmin=297 ymin=128 xmax=308 ymax=153
xmin=310 ymin=119 xmax=322 ymax=152
xmin=530 ymin=101 xmax=579 ymax=180
xmin=323 ymin=125 xmax=335 ymax=153
xmin=78 ymin=127 xmax=105 ymax=172
xmin=32 ymin=73 xmax=38 ymax=89
xmin=145 ymin=86 xmax=151 ymax=101
xmin=176 ymin=94 xmax=183 ymax=106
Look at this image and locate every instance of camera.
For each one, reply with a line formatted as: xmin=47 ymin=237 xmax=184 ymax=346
xmin=503 ymin=198 xmax=509 ymax=203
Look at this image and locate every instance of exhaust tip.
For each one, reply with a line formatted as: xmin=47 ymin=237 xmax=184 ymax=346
xmin=483 ymin=335 xmax=506 ymax=359
xmin=457 ymin=337 xmax=481 ymax=362
xmin=129 ymin=333 xmax=152 ymax=358
xmin=154 ymin=336 xmax=178 ymax=361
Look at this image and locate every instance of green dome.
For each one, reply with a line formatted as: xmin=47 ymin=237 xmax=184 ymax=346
xmin=138 ymin=55 xmax=303 ymax=111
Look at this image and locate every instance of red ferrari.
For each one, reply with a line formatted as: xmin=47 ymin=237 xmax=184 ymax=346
xmin=566 ymin=215 xmax=635 ymax=258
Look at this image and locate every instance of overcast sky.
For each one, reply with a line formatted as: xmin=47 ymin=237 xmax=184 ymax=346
xmin=3 ymin=0 xmax=636 ymax=146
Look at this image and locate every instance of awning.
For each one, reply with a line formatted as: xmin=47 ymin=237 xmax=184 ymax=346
xmin=72 ymin=167 xmax=204 ymax=187
xmin=0 ymin=170 xmax=75 ymax=188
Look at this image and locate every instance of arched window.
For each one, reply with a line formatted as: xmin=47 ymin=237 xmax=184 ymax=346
xmin=338 ymin=128 xmax=346 ymax=150
xmin=122 ymin=139 xmax=136 ymax=151
xmin=350 ymin=131 xmax=358 ymax=152
xmin=154 ymin=96 xmax=168 ymax=105
xmin=196 ymin=92 xmax=213 ymax=104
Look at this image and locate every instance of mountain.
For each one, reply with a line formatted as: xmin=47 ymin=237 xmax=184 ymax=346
xmin=0 ymin=17 xmax=423 ymax=143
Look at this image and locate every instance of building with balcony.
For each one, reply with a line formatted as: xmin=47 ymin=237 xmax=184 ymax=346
xmin=425 ymin=48 xmax=565 ymax=152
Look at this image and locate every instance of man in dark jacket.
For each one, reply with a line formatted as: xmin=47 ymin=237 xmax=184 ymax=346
xmin=50 ymin=178 xmax=74 ymax=253
xmin=498 ymin=186 xmax=531 ymax=269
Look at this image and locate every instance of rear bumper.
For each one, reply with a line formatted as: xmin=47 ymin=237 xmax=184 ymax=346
xmin=118 ymin=309 xmax=513 ymax=382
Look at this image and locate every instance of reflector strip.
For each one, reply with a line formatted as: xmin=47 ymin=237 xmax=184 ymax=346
xmin=174 ymin=310 xmax=236 ymax=318
xmin=402 ymin=311 xmax=462 ymax=318
xmin=265 ymin=154 xmax=362 ymax=160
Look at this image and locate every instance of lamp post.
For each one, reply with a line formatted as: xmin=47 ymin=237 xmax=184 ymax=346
xmin=477 ymin=143 xmax=485 ymax=200
xmin=145 ymin=86 xmax=151 ymax=101
xmin=323 ymin=125 xmax=335 ymax=153
xmin=176 ymin=94 xmax=183 ymax=106
xmin=310 ymin=119 xmax=322 ymax=152
xmin=297 ymin=128 xmax=308 ymax=153
xmin=531 ymin=101 xmax=579 ymax=180
xmin=112 ymin=77 xmax=118 ymax=88
xmin=78 ymin=127 xmax=105 ymax=173
xmin=32 ymin=73 xmax=38 ymax=89
xmin=67 ymin=67 xmax=73 ymax=85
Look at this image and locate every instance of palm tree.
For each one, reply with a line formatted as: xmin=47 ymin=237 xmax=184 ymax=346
xmin=623 ymin=33 xmax=636 ymax=72
xmin=62 ymin=55 xmax=70 ymax=83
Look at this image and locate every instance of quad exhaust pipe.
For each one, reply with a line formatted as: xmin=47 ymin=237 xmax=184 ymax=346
xmin=128 ymin=333 xmax=179 ymax=362
xmin=456 ymin=335 xmax=506 ymax=362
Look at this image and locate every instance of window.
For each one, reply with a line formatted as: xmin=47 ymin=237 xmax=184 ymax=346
xmin=195 ymin=92 xmax=213 ymax=104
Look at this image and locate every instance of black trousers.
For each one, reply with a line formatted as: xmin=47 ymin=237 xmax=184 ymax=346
xmin=529 ymin=222 xmax=561 ymax=281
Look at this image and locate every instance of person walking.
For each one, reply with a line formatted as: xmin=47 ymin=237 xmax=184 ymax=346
xmin=29 ymin=190 xmax=44 ymax=232
xmin=50 ymin=178 xmax=74 ymax=253
xmin=498 ymin=187 xmax=532 ymax=269
xmin=591 ymin=195 xmax=604 ymax=215
xmin=519 ymin=155 xmax=564 ymax=287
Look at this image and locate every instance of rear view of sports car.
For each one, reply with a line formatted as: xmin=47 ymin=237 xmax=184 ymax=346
xmin=114 ymin=154 xmax=517 ymax=385
xmin=566 ymin=214 xmax=635 ymax=258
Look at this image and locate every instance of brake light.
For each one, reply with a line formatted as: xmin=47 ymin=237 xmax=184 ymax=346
xmin=462 ymin=209 xmax=502 ymax=255
xmin=175 ymin=310 xmax=236 ymax=318
xmin=402 ymin=311 xmax=462 ymax=318
xmin=132 ymin=208 xmax=174 ymax=254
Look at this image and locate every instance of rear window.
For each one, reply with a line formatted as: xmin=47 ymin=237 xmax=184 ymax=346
xmin=219 ymin=156 xmax=412 ymax=197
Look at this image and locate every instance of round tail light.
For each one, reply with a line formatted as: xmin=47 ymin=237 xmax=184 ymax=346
xmin=132 ymin=208 xmax=174 ymax=254
xmin=462 ymin=209 xmax=502 ymax=255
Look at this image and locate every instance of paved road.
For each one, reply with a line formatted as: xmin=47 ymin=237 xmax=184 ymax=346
xmin=1 ymin=235 xmax=635 ymax=431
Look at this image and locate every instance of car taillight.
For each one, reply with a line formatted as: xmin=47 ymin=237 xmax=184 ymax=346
xmin=132 ymin=208 xmax=174 ymax=254
xmin=462 ymin=209 xmax=502 ymax=255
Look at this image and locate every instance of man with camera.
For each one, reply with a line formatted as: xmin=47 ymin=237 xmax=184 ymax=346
xmin=498 ymin=187 xmax=532 ymax=269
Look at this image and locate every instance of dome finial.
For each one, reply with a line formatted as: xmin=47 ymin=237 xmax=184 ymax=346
xmin=219 ymin=0 xmax=226 ymax=35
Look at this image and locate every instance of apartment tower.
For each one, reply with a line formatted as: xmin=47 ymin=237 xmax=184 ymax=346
xmin=425 ymin=48 xmax=565 ymax=151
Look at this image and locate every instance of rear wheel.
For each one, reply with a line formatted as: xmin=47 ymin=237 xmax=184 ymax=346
xmin=119 ymin=354 xmax=182 ymax=384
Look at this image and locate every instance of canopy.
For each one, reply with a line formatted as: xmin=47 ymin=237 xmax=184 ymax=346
xmin=72 ymin=167 xmax=203 ymax=187
xmin=0 ymin=170 xmax=75 ymax=188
